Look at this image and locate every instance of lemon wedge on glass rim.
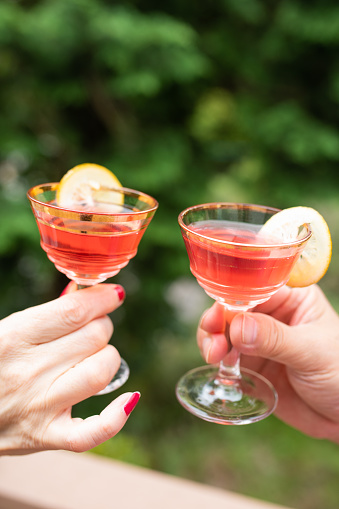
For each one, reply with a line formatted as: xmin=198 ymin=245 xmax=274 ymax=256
xmin=56 ymin=163 xmax=124 ymax=211
xmin=260 ymin=206 xmax=332 ymax=287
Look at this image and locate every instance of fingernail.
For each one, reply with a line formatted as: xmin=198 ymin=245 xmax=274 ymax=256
xmin=202 ymin=334 xmax=212 ymax=362
xmin=241 ymin=315 xmax=257 ymax=344
xmin=115 ymin=285 xmax=125 ymax=302
xmin=60 ymin=281 xmax=76 ymax=296
xmin=124 ymin=391 xmax=141 ymax=416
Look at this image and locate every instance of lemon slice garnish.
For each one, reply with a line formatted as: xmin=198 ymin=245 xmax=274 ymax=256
xmin=56 ymin=163 xmax=123 ymax=211
xmin=260 ymin=206 xmax=332 ymax=287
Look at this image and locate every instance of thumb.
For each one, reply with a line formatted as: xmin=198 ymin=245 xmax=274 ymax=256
xmin=230 ymin=312 xmax=314 ymax=370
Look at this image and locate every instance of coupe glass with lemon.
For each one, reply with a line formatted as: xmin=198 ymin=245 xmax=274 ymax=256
xmin=28 ymin=164 xmax=158 ymax=395
xmin=176 ymin=203 xmax=332 ymax=424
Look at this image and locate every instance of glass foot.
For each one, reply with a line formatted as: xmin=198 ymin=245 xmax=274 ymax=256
xmin=176 ymin=365 xmax=278 ymax=425
xmin=95 ymin=358 xmax=130 ymax=396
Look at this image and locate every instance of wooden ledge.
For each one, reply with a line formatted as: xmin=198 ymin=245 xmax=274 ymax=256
xmin=0 ymin=450 xmax=294 ymax=509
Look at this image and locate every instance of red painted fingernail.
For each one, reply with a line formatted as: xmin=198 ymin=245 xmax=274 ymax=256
xmin=124 ymin=392 xmax=141 ymax=416
xmin=115 ymin=285 xmax=125 ymax=302
xmin=60 ymin=282 xmax=74 ymax=296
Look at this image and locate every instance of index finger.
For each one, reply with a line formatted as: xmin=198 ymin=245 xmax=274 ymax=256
xmin=198 ymin=302 xmax=226 ymax=334
xmin=198 ymin=302 xmax=236 ymax=334
xmin=197 ymin=302 xmax=234 ymax=363
xmin=6 ymin=284 xmax=125 ymax=344
xmin=253 ymin=286 xmax=307 ymax=324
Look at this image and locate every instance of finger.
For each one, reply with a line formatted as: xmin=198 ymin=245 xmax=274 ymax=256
xmin=197 ymin=304 xmax=226 ymax=363
xmin=47 ymin=392 xmax=141 ymax=452
xmin=0 ymin=315 xmax=115 ymax=399
xmin=198 ymin=302 xmax=228 ymax=335
xmin=197 ymin=330 xmax=230 ymax=364
xmin=47 ymin=344 xmax=121 ymax=405
xmin=253 ymin=286 xmax=315 ymax=325
xmin=6 ymin=284 xmax=125 ymax=344
xmin=197 ymin=303 xmax=236 ymax=363
xmin=229 ymin=311 xmax=332 ymax=371
xmin=252 ymin=285 xmax=292 ymax=315
xmin=46 ymin=314 xmax=114 ymax=369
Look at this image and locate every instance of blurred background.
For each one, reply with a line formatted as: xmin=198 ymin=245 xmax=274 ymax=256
xmin=1 ymin=1 xmax=339 ymax=508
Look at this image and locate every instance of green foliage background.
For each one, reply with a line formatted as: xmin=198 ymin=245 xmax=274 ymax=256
xmin=1 ymin=1 xmax=339 ymax=508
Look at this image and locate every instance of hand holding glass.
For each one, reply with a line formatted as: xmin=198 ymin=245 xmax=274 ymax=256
xmin=28 ymin=183 xmax=158 ymax=395
xmin=177 ymin=203 xmax=311 ymax=424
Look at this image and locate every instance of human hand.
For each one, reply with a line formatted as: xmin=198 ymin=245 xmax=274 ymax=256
xmin=0 ymin=284 xmax=140 ymax=455
xmin=197 ymin=285 xmax=339 ymax=442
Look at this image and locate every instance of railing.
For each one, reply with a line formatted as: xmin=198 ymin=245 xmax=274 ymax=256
xmin=0 ymin=450 xmax=294 ymax=509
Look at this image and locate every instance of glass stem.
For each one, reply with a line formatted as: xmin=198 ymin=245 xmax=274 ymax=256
xmin=218 ymin=353 xmax=241 ymax=380
xmin=217 ymin=305 xmax=249 ymax=382
xmin=77 ymin=284 xmax=91 ymax=290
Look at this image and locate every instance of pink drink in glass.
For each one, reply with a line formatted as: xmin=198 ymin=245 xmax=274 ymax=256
xmin=37 ymin=214 xmax=146 ymax=283
xmin=28 ymin=184 xmax=157 ymax=286
xmin=183 ymin=219 xmax=305 ymax=308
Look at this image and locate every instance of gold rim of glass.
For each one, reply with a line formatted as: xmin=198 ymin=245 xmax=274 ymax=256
xmin=178 ymin=202 xmax=312 ymax=249
xmin=27 ymin=183 xmax=159 ymax=222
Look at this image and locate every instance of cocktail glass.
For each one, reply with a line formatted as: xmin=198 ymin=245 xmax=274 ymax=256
xmin=28 ymin=183 xmax=158 ymax=395
xmin=177 ymin=202 xmax=311 ymax=424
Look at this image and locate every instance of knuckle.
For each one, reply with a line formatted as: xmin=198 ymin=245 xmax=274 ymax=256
xmin=64 ymin=434 xmax=87 ymax=453
xmin=58 ymin=297 xmax=89 ymax=329
xmin=264 ymin=321 xmax=284 ymax=357
xmin=100 ymin=420 xmax=119 ymax=439
xmin=82 ymin=317 xmax=113 ymax=351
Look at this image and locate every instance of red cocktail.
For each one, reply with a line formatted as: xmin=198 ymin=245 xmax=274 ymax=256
xmin=37 ymin=219 xmax=141 ymax=281
xmin=183 ymin=220 xmax=304 ymax=308
xmin=177 ymin=203 xmax=311 ymax=424
xmin=35 ymin=208 xmax=151 ymax=287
